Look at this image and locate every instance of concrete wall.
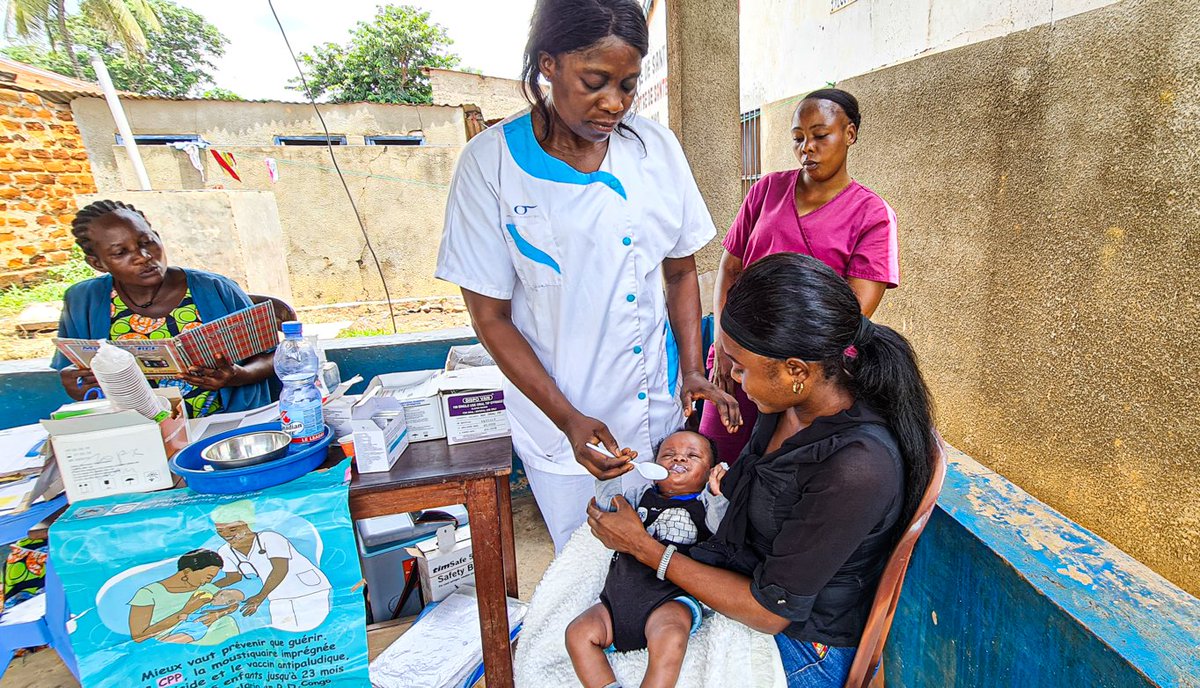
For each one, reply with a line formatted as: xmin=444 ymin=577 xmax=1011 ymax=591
xmin=0 ymin=87 xmax=96 ymax=283
xmin=739 ymin=0 xmax=1121 ymax=112
xmin=76 ymin=190 xmax=293 ymax=304
xmin=72 ymin=98 xmax=467 ymax=191
xmin=427 ymin=68 xmax=529 ymax=121
xmin=109 ymin=144 xmax=460 ymax=307
xmin=669 ymin=0 xmax=742 ymax=273
xmin=759 ymin=0 xmax=1200 ymax=595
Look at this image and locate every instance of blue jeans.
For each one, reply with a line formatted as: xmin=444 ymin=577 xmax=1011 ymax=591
xmin=775 ymin=635 xmax=857 ymax=688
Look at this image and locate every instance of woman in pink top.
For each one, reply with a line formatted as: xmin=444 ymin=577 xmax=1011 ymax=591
xmin=699 ymin=89 xmax=899 ymax=463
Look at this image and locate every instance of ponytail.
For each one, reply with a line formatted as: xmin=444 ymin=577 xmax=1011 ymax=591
xmin=721 ymin=252 xmax=935 ymax=526
xmin=845 ymin=322 xmax=935 ymax=527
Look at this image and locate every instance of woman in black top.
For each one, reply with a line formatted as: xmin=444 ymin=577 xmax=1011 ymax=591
xmin=587 ymin=252 xmax=935 ymax=687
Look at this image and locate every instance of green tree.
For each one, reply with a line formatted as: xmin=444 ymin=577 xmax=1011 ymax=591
xmin=2 ymin=0 xmax=228 ymax=98
xmin=200 ymin=87 xmax=241 ymax=101
xmin=3 ymin=0 xmax=159 ymax=77
xmin=290 ymin=4 xmax=460 ymax=104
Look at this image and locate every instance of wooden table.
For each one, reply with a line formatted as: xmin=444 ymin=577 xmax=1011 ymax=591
xmin=350 ymin=436 xmax=518 ymax=688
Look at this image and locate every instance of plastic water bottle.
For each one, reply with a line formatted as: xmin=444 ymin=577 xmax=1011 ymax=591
xmin=274 ymin=321 xmax=325 ymax=444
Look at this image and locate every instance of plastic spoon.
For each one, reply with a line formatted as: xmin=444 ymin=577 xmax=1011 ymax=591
xmin=586 ymin=443 xmax=669 ymax=480
xmin=634 ymin=462 xmax=669 ymax=480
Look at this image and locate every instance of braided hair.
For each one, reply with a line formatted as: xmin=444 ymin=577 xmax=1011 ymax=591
xmin=71 ymin=200 xmax=150 ymax=257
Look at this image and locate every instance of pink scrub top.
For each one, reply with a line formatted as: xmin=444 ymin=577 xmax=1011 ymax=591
xmin=700 ymin=170 xmax=900 ymax=463
xmin=722 ymin=170 xmax=900 ymax=287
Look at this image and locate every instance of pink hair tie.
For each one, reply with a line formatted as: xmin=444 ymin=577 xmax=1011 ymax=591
xmin=843 ymin=345 xmax=859 ymax=360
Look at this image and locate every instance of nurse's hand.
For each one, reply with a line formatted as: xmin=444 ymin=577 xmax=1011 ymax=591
xmin=241 ymin=594 xmax=265 ymax=617
xmin=681 ymin=371 xmax=742 ymax=433
xmin=564 ymin=413 xmax=636 ymax=479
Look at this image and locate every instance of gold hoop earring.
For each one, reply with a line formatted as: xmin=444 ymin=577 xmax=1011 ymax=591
xmin=793 ymin=380 xmax=804 ymax=395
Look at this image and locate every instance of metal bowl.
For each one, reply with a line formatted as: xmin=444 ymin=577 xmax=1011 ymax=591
xmin=201 ymin=430 xmax=292 ymax=470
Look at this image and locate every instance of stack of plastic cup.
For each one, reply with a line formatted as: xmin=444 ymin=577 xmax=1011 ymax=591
xmin=91 ymin=341 xmax=171 ymax=422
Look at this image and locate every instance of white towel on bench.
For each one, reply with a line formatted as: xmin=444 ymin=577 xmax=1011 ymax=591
xmin=514 ymin=526 xmax=786 ymax=688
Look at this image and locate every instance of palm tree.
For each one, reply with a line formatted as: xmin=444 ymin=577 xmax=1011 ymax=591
xmin=4 ymin=0 xmax=159 ymax=77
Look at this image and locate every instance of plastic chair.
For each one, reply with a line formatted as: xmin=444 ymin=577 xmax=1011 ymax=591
xmin=843 ymin=441 xmax=948 ymax=688
xmin=0 ymin=594 xmax=51 ymax=676
xmin=0 ymin=494 xmax=78 ymax=680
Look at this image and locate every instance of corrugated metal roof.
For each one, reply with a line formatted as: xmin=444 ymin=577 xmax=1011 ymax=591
xmin=71 ymin=93 xmax=472 ymax=107
xmin=0 ymin=55 xmax=117 ymax=102
xmin=0 ymin=58 xmax=483 ymax=108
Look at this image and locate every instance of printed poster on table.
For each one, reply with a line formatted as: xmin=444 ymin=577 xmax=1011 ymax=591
xmin=50 ymin=462 xmax=368 ymax=688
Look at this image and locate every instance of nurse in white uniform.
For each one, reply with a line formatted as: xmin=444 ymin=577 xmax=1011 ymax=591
xmin=211 ymin=501 xmax=332 ymax=632
xmin=436 ymin=0 xmax=740 ymax=552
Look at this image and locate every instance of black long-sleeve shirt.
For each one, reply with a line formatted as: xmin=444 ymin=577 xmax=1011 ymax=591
xmin=700 ymin=402 xmax=904 ymax=647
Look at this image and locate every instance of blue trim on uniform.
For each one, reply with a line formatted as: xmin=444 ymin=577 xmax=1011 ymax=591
xmin=505 ymin=223 xmax=562 ymax=274
xmin=502 ymin=114 xmax=627 ymax=199
xmin=665 ymin=319 xmax=679 ymax=397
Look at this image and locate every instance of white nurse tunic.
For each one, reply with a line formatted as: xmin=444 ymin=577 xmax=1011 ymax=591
xmin=436 ymin=111 xmax=716 ymax=477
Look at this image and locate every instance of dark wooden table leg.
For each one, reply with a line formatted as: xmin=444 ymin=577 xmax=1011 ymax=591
xmin=496 ymin=475 xmax=519 ymax=598
xmin=466 ymin=478 xmax=515 ymax=688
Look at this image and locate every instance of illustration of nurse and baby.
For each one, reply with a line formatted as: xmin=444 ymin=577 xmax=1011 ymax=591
xmin=126 ymin=500 xmax=332 ymax=645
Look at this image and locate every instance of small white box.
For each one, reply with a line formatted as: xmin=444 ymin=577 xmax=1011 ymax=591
xmin=41 ymin=401 xmax=176 ymax=503
xmin=439 ymin=366 xmax=510 ymax=445
xmin=323 ymin=394 xmax=360 ymax=439
xmin=408 ymin=524 xmax=474 ymax=603
xmin=445 ymin=344 xmax=495 ymax=370
xmin=350 ymin=396 xmax=410 ymax=474
xmin=364 ymin=371 xmax=446 ymax=442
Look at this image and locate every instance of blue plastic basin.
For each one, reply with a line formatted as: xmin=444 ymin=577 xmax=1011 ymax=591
xmin=171 ymin=422 xmax=334 ymax=494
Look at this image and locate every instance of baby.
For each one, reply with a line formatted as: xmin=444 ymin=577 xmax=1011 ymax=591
xmin=161 ymin=589 xmax=244 ymax=644
xmin=567 ymin=430 xmax=727 ymax=688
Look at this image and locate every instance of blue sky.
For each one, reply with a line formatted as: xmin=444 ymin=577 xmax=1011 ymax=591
xmin=163 ymin=0 xmax=536 ymax=100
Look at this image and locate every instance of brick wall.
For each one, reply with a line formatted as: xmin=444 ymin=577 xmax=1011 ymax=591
xmin=0 ymin=86 xmax=96 ymax=284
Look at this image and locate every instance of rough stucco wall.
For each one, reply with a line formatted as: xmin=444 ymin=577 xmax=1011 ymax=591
xmin=427 ymin=69 xmax=529 ymax=121
xmin=0 ymin=87 xmax=95 ymax=281
xmin=111 ymin=145 xmax=459 ymax=307
xmin=669 ymin=0 xmax=741 ymax=274
xmin=77 ymin=190 xmax=293 ymax=303
xmin=759 ymin=0 xmax=1200 ymax=595
xmin=72 ymin=99 xmax=466 ymax=191
xmin=739 ymin=0 xmax=1121 ymax=112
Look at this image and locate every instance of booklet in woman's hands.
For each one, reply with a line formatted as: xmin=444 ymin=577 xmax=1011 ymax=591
xmin=53 ymin=301 xmax=281 ymax=378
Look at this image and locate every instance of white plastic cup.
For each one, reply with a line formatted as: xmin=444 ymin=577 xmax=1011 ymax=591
xmin=91 ymin=341 xmax=170 ymax=421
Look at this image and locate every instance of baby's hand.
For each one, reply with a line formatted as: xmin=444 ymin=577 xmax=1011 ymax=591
xmin=707 ymin=462 xmax=729 ymax=496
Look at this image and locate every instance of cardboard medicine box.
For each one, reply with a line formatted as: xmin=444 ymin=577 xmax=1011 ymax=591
xmin=349 ymin=394 xmax=410 ymax=474
xmin=439 ymin=366 xmax=510 ymax=445
xmin=363 ymin=371 xmax=446 ymax=442
xmin=323 ymin=393 xmax=360 ymax=439
xmin=408 ymin=524 xmax=474 ymax=603
xmin=41 ymin=388 xmax=187 ymax=503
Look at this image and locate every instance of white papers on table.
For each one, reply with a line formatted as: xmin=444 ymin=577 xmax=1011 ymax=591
xmin=189 ymin=402 xmax=281 ymax=442
xmin=0 ymin=477 xmax=41 ymax=515
xmin=369 ymin=586 xmax=527 ymax=688
xmin=0 ymin=425 xmax=48 ymax=476
xmin=0 ymin=593 xmax=45 ymax=626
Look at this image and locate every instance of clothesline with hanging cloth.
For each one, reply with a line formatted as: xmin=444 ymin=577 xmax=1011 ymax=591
xmin=162 ymin=146 xmax=451 ymax=189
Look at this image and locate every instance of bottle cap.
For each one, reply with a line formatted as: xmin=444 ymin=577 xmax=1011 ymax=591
xmin=281 ymin=321 xmax=303 ymax=337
